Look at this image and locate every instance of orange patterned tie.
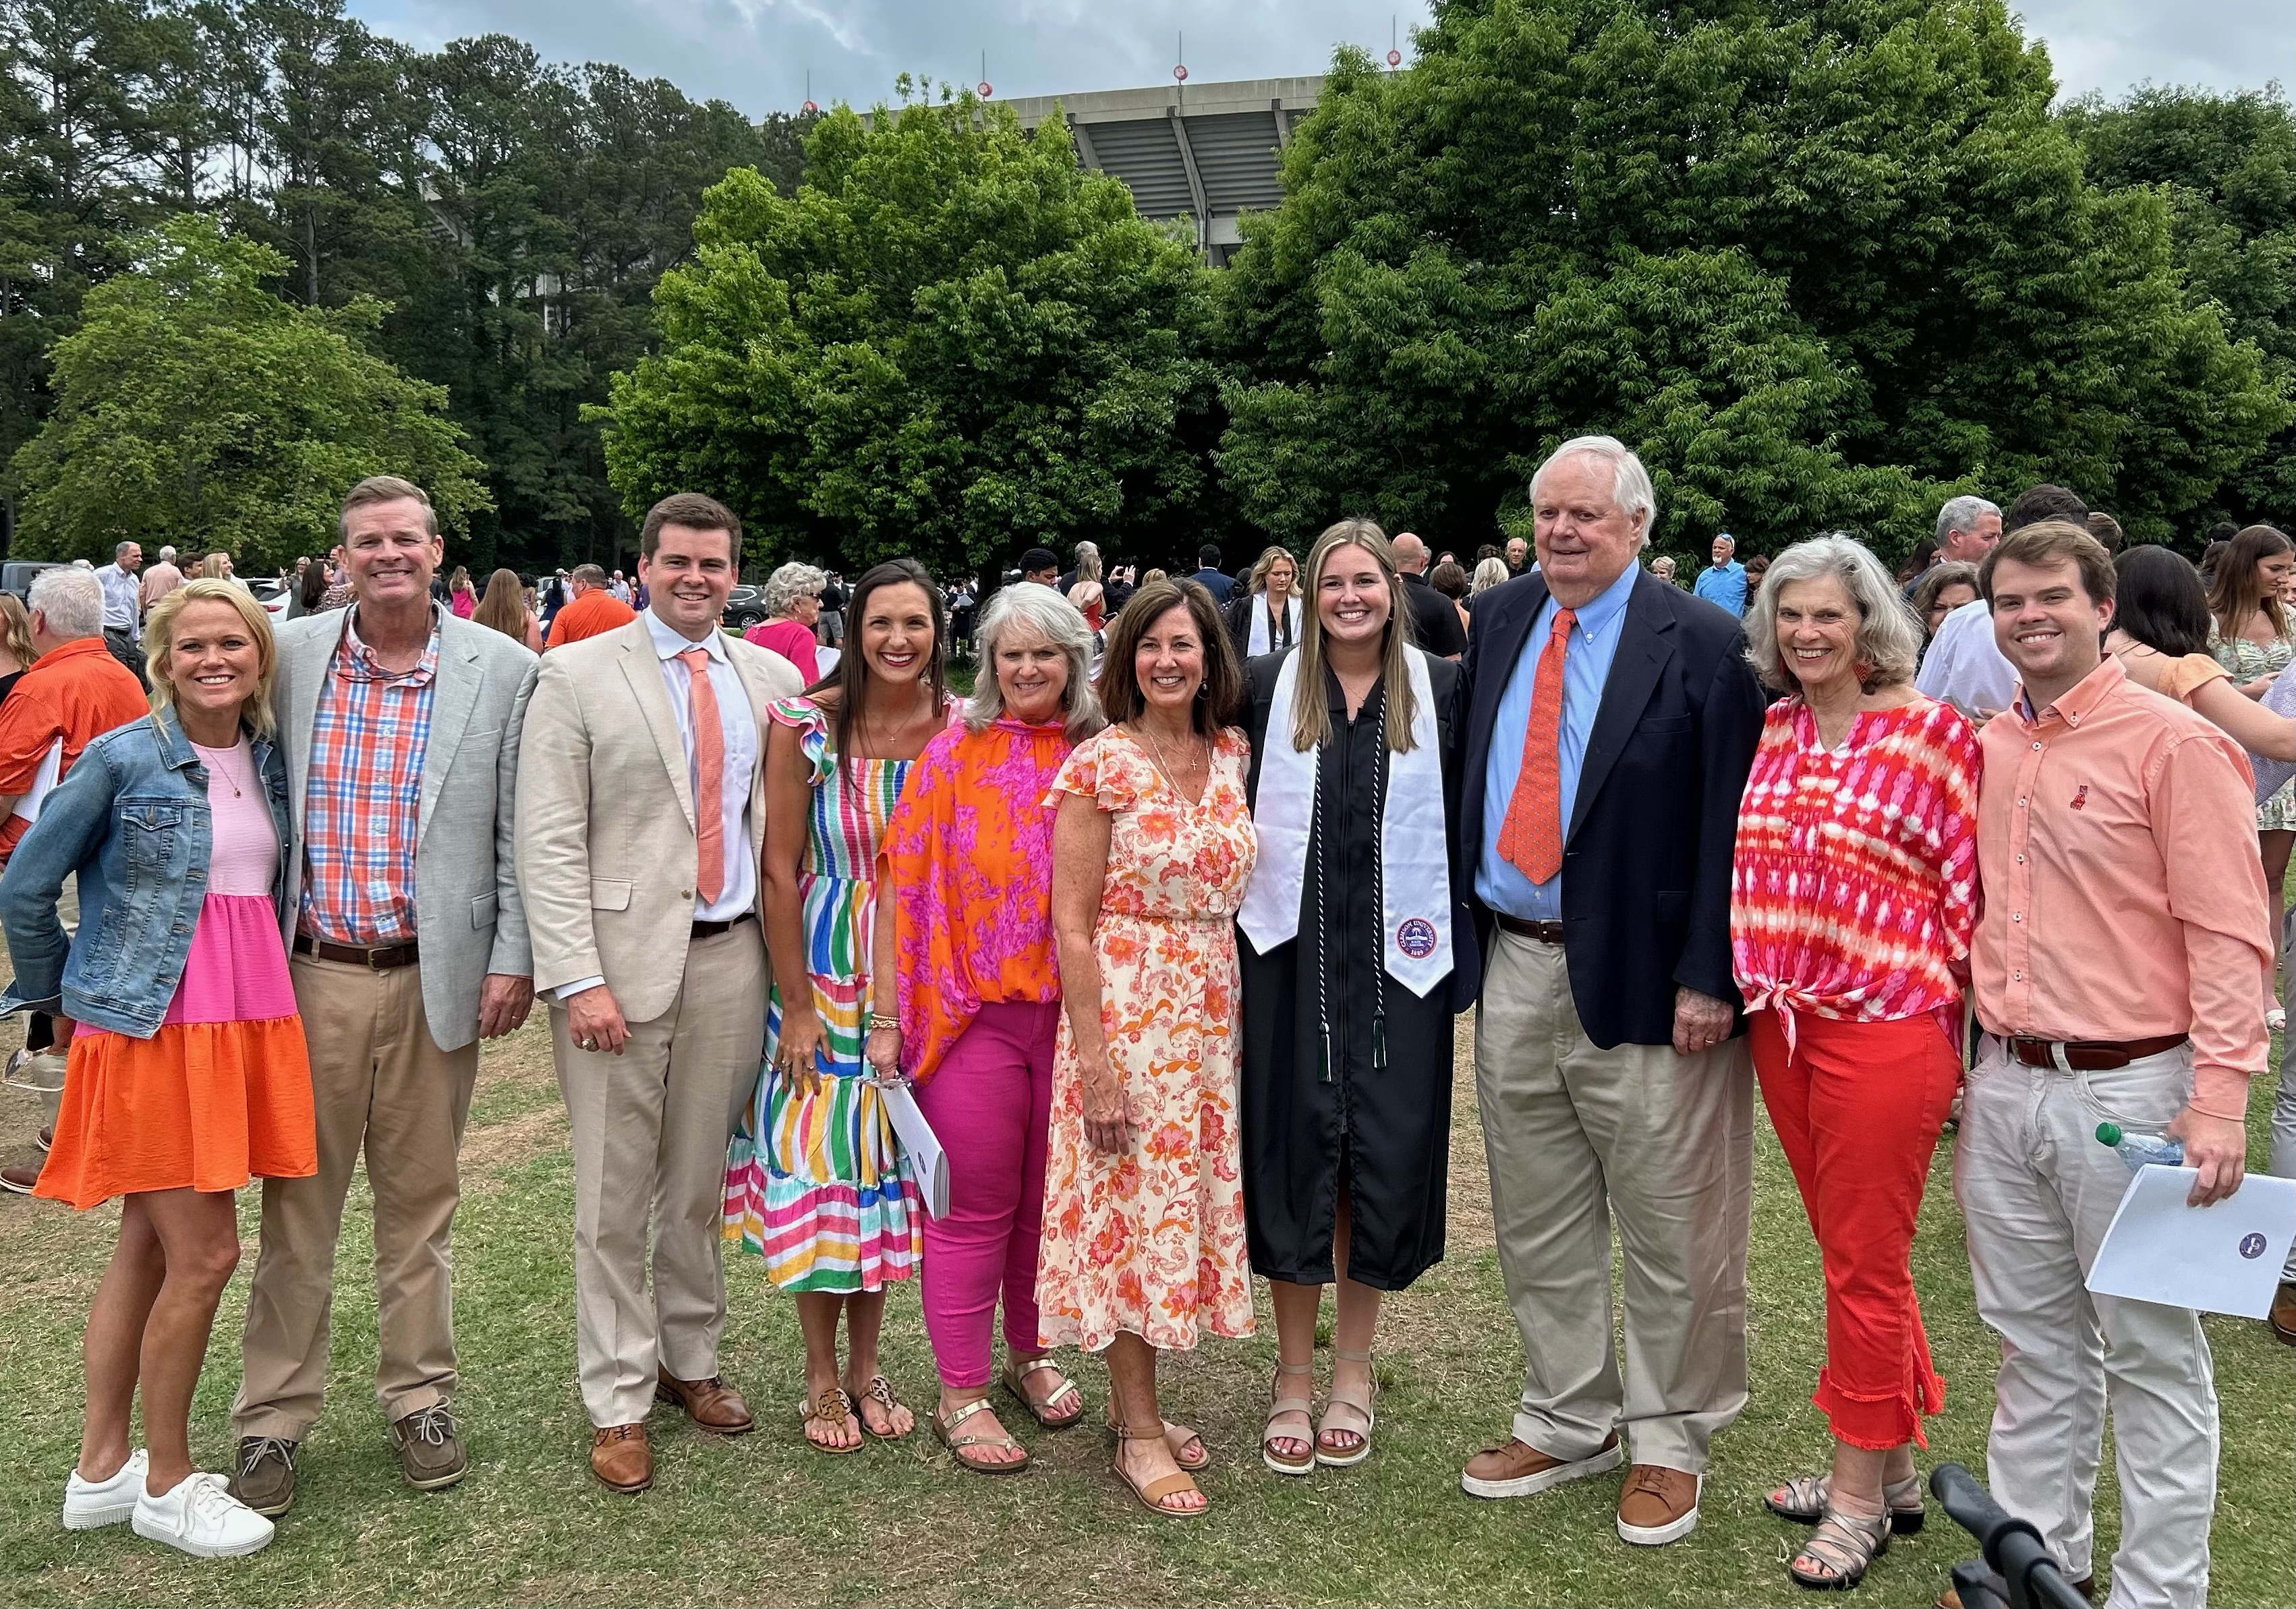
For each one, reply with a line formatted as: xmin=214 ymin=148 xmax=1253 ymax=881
xmin=677 ymin=647 xmax=725 ymax=905
xmin=1496 ymin=606 xmax=1576 ymax=885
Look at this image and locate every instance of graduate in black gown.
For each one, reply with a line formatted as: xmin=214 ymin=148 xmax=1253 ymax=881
xmin=1236 ymin=519 xmax=1477 ymax=1477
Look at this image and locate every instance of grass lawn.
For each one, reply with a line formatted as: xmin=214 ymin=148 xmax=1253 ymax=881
xmin=1 ymin=999 xmax=2290 ymax=1608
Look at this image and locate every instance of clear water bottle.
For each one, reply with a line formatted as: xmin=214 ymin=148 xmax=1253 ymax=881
xmin=2095 ymin=1121 xmax=2183 ymax=1170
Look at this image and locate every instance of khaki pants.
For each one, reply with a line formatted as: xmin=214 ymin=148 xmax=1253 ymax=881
xmin=1955 ymin=1041 xmax=2216 ymax=1609
xmin=235 ymin=956 xmax=480 ymax=1439
xmin=557 ymin=923 xmax=766 ymax=1428
xmin=1473 ymin=929 xmax=1754 ymax=1473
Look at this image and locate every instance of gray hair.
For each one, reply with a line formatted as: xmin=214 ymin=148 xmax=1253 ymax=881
xmin=159 ymin=546 xmax=175 ymax=562
xmin=759 ymin=561 xmax=826 ymax=618
xmin=28 ymin=566 xmax=104 ymax=640
xmin=113 ymin=539 xmax=138 ymax=560
xmin=1530 ymin=435 xmax=1657 ymax=550
xmin=1744 ymin=533 xmax=1921 ymax=693
xmin=1470 ymin=556 xmax=1509 ymax=595
xmin=965 ymin=583 xmax=1106 ymax=744
xmin=1935 ymin=494 xmax=2001 ymax=546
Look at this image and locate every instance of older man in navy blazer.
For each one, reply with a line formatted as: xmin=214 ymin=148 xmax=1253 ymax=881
xmin=1455 ymin=436 xmax=1765 ymax=1548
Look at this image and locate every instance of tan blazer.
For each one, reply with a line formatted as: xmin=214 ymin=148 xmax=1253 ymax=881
xmin=515 ymin=615 xmax=802 ymax=1024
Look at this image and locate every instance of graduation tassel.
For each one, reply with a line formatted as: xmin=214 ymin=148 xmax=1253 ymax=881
xmin=1372 ymin=1008 xmax=1387 ymax=1070
xmin=1319 ymin=1027 xmax=1333 ymax=1084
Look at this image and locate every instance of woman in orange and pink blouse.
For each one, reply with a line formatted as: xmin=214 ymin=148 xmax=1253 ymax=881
xmin=1729 ymin=535 xmax=1980 ymax=1593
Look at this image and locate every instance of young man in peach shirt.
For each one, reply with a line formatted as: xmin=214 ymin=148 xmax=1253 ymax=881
xmin=1953 ymin=520 xmax=2268 ymax=1609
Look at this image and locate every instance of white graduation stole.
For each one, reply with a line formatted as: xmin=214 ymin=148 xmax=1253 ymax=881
xmin=1239 ymin=645 xmax=1454 ymax=995
xmin=1246 ymin=594 xmax=1301 ymax=657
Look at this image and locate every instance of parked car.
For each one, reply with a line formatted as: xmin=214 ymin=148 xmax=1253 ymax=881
xmin=724 ymin=583 xmax=767 ymax=631
xmin=247 ymin=577 xmax=291 ymax=620
xmin=1 ymin=560 xmax=65 ymax=603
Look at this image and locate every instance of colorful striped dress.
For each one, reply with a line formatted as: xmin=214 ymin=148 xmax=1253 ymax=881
xmin=724 ymin=698 xmax=923 ymax=1293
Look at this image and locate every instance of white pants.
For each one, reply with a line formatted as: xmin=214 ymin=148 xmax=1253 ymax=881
xmin=1953 ymin=1040 xmax=2217 ymax=1609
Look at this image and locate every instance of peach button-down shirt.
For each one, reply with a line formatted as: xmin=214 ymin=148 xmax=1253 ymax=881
xmin=1972 ymin=655 xmax=2271 ymax=1113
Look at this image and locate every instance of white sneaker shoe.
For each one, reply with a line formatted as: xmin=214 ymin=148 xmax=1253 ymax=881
xmin=62 ymin=1449 xmax=148 ymax=1529
xmin=131 ymin=1470 xmax=275 ymax=1558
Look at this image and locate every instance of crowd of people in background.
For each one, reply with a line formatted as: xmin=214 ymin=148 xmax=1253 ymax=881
xmin=0 ymin=448 xmax=2287 ymax=1609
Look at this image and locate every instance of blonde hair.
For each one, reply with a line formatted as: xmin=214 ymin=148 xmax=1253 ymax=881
xmin=1246 ymin=545 xmax=1297 ymax=595
xmin=1288 ymin=519 xmax=1420 ymax=754
xmin=144 ymin=579 xmax=278 ymax=736
xmin=0 ymin=593 xmax=32 ymax=673
xmin=198 ymin=552 xmax=230 ymax=579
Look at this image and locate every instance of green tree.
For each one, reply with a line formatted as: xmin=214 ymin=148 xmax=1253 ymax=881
xmin=1217 ymin=0 xmax=2291 ymax=560
xmin=7 ymin=214 xmax=488 ymax=569
xmin=2067 ymin=83 xmax=2296 ymax=537
xmin=598 ymin=98 xmax=1224 ymax=580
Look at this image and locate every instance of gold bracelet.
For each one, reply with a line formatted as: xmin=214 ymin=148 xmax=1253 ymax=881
xmin=867 ymin=1014 xmax=901 ymax=1032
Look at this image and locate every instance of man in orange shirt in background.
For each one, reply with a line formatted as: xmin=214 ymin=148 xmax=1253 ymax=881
xmin=0 ymin=567 xmax=150 ymax=1193
xmin=1953 ymin=520 xmax=2266 ymax=1609
xmin=544 ymin=564 xmax=637 ymax=649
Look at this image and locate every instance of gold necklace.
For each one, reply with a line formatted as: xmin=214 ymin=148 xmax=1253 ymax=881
xmin=1132 ymin=720 xmax=1205 ymax=802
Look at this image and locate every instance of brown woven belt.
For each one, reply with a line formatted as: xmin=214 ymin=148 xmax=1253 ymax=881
xmin=293 ymin=933 xmax=420 ymax=970
xmin=1494 ymin=912 xmax=1566 ymax=944
xmin=2003 ymin=1032 xmax=2188 ymax=1072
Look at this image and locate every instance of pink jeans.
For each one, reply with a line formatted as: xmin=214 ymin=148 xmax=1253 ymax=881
xmin=913 ymin=1001 xmax=1059 ymax=1391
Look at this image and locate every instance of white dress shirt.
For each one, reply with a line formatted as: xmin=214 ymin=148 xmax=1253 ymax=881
xmin=556 ymin=610 xmax=760 ymax=1002
xmin=93 ymin=563 xmax=141 ymax=640
xmin=1914 ymin=596 xmax=2019 ymax=715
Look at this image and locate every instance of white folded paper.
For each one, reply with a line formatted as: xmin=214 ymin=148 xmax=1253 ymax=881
xmin=878 ymin=1082 xmax=948 ymax=1219
xmin=2086 ymin=1165 xmax=2296 ymax=1318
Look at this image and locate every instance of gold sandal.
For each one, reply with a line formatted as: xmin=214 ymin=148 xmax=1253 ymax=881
xmin=1001 ymin=1355 xmax=1085 ymax=1429
xmin=1263 ymin=1361 xmax=1315 ymax=1477
xmin=853 ymin=1374 xmax=913 ymax=1440
xmin=1315 ymin=1347 xmax=1377 ymax=1468
xmin=799 ymin=1386 xmax=863 ymax=1455
xmin=930 ymin=1397 xmax=1029 ymax=1475
xmin=1112 ymin=1422 xmax=1207 ymax=1517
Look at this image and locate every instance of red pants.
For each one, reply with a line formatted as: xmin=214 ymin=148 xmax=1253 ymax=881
xmin=1751 ymin=1007 xmax=1957 ymax=1451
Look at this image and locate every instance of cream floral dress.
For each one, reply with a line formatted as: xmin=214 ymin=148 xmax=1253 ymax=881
xmin=2210 ymin=630 xmax=2296 ymax=829
xmin=1035 ymin=726 xmax=1258 ymax=1353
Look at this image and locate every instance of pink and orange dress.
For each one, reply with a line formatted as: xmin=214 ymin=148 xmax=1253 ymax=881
xmin=37 ymin=738 xmax=315 ymax=1208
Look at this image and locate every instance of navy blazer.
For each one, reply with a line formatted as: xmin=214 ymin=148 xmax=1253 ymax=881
xmin=1458 ymin=566 xmax=1766 ymax=1049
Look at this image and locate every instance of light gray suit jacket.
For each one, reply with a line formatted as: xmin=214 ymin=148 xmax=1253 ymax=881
xmin=271 ymin=607 xmax=538 ymax=1053
xmin=515 ymin=616 xmax=802 ymax=1026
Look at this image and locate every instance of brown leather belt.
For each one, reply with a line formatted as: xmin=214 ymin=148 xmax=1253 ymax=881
xmin=691 ymin=912 xmax=757 ymax=941
xmin=1494 ymin=912 xmax=1566 ymax=944
xmin=294 ymin=933 xmax=420 ymax=970
xmin=2003 ymin=1032 xmax=2188 ymax=1072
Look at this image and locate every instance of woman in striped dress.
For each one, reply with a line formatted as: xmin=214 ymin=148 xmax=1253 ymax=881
xmin=724 ymin=560 xmax=949 ymax=1453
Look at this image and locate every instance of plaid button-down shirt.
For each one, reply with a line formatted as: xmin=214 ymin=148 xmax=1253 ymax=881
xmin=299 ymin=607 xmax=440 ymax=945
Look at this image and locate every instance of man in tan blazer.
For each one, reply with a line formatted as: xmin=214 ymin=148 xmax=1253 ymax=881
xmin=515 ymin=493 xmax=801 ymax=1494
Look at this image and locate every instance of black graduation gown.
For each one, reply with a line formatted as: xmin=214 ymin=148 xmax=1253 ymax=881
xmin=1238 ymin=651 xmax=1465 ymax=1291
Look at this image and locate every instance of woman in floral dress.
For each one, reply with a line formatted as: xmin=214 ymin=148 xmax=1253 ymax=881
xmin=2207 ymin=523 xmax=2296 ymax=1028
xmin=725 ymin=560 xmax=947 ymax=1453
xmin=1043 ymin=578 xmax=1257 ymax=1517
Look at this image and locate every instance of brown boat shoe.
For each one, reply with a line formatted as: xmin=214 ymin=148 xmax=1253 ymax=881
xmin=1616 ymin=1463 xmax=1702 ymax=1546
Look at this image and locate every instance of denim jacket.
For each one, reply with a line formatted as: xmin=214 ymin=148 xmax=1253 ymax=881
xmin=0 ymin=708 xmax=293 ymax=1037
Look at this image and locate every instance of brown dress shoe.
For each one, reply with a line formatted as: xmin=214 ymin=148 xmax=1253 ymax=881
xmin=2268 ymin=1280 xmax=2296 ymax=1346
xmin=1460 ymin=1430 xmax=1621 ymax=1498
xmin=590 ymin=1424 xmax=652 ymax=1492
xmin=655 ymin=1370 xmax=754 ymax=1434
xmin=1616 ymin=1463 xmax=1701 ymax=1546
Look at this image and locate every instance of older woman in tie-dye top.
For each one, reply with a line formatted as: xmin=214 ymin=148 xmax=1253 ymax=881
xmin=1728 ymin=535 xmax=1980 ymax=1593
xmin=874 ymin=584 xmax=1103 ymax=1474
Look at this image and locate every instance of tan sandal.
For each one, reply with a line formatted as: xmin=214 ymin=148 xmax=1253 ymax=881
xmin=1315 ymin=1347 xmax=1377 ymax=1468
xmin=799 ymin=1386 xmax=863 ymax=1455
xmin=1263 ymin=1361 xmax=1315 ymax=1477
xmin=1001 ymin=1354 xmax=1085 ymax=1429
xmin=1112 ymin=1422 xmax=1207 ymax=1517
xmin=1101 ymin=1411 xmax=1209 ymax=1472
xmin=1790 ymin=1506 xmax=1891 ymax=1590
xmin=930 ymin=1397 xmax=1029 ymax=1475
xmin=853 ymin=1374 xmax=913 ymax=1440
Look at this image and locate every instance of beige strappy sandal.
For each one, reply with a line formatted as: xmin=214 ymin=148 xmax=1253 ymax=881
xmin=1263 ymin=1361 xmax=1316 ymax=1476
xmin=1315 ymin=1347 xmax=1377 ymax=1468
xmin=1001 ymin=1355 xmax=1085 ymax=1429
xmin=1112 ymin=1422 xmax=1207 ymax=1517
xmin=1765 ymin=1471 xmax=1925 ymax=1533
xmin=930 ymin=1397 xmax=1029 ymax=1475
xmin=1789 ymin=1505 xmax=1891 ymax=1590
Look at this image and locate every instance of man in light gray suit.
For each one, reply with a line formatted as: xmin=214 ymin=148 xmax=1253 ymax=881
xmin=230 ymin=475 xmax=536 ymax=1519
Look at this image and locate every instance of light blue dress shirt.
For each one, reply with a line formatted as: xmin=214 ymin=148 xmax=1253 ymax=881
xmin=1476 ymin=561 xmax=1640 ymax=920
xmin=1692 ymin=558 xmax=1746 ymax=616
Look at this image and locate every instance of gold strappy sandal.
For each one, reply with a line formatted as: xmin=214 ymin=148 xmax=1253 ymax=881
xmin=930 ymin=1397 xmax=1029 ymax=1475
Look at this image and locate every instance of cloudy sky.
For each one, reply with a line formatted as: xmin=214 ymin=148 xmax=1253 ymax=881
xmin=343 ymin=1 xmax=2293 ymax=114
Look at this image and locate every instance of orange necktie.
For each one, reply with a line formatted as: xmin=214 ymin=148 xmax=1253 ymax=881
xmin=677 ymin=647 xmax=725 ymax=905
xmin=1496 ymin=606 xmax=1576 ymax=885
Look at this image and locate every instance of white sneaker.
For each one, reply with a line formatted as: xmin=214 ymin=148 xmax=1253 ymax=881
xmin=131 ymin=1470 xmax=275 ymax=1558
xmin=62 ymin=1449 xmax=147 ymax=1529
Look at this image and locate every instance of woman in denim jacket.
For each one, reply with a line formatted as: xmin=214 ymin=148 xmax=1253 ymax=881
xmin=0 ymin=579 xmax=314 ymax=1559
